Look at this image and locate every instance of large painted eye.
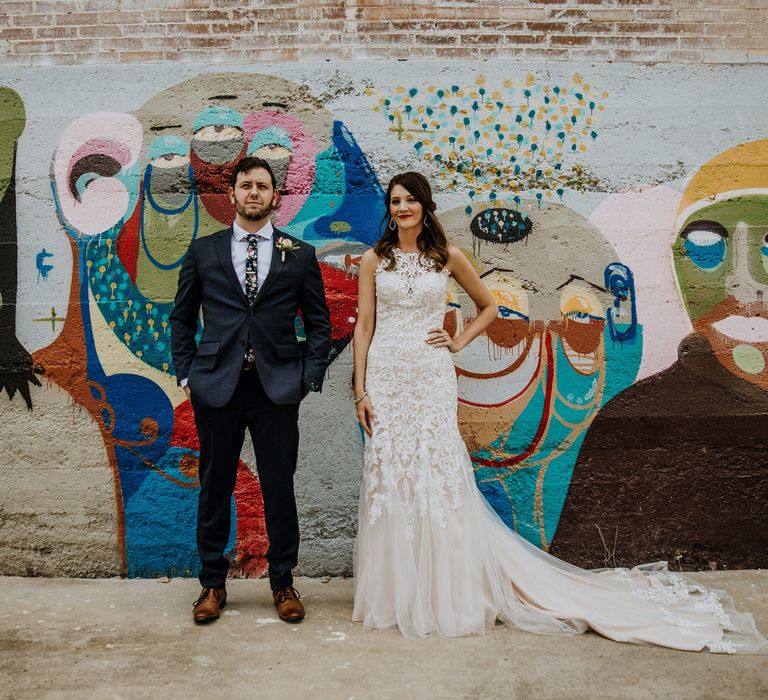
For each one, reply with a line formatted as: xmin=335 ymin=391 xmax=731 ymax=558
xmin=561 ymin=290 xmax=602 ymax=323
xmin=680 ymin=219 xmax=728 ymax=270
xmin=147 ymin=135 xmax=190 ymax=169
xmin=194 ymin=124 xmax=244 ymax=142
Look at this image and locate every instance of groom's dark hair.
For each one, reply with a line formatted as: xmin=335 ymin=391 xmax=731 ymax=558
xmin=230 ymin=156 xmax=277 ymax=189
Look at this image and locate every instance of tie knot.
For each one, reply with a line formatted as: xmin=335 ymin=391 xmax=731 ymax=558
xmin=246 ymin=233 xmax=261 ymax=244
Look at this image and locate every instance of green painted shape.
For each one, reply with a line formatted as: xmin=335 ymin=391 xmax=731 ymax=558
xmin=732 ymin=343 xmax=765 ymax=375
xmin=0 ymin=88 xmax=26 ymax=201
xmin=673 ymin=196 xmax=768 ymax=320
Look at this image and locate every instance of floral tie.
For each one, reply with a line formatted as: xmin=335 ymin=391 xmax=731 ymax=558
xmin=244 ymin=234 xmax=259 ymax=362
xmin=245 ymin=233 xmax=260 ymax=305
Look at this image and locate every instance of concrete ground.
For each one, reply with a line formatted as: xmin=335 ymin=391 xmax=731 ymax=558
xmin=1 ymin=572 xmax=767 ymax=700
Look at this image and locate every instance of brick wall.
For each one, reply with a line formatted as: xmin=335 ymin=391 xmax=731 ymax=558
xmin=2 ymin=0 xmax=767 ymax=66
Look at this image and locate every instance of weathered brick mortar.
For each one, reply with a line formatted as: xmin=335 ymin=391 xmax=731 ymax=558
xmin=1 ymin=1 xmax=767 ymax=65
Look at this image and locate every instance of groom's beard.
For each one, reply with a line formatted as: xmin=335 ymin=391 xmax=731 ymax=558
xmin=235 ymin=198 xmax=274 ymax=222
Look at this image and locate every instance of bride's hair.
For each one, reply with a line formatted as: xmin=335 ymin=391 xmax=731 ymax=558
xmin=374 ymin=172 xmax=450 ymax=271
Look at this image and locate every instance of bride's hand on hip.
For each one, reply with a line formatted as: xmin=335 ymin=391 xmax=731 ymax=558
xmin=426 ymin=327 xmax=461 ymax=353
xmin=356 ymin=395 xmax=375 ymax=437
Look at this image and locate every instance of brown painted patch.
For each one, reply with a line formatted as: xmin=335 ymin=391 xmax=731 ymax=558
xmin=550 ymin=333 xmax=768 ymax=569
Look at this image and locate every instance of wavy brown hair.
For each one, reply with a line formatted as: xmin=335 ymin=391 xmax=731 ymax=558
xmin=374 ymin=172 xmax=450 ymax=271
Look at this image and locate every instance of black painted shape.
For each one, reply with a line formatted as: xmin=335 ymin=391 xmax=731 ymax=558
xmin=0 ymin=147 xmax=43 ymax=410
xmin=471 ymin=207 xmax=532 ymax=244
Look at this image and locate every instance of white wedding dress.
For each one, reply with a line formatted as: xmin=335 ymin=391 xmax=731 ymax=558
xmin=352 ymin=249 xmax=768 ymax=653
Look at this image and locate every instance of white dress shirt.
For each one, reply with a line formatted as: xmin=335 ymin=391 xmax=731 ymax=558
xmin=231 ymin=219 xmax=274 ymax=292
xmin=181 ymin=220 xmax=274 ymax=389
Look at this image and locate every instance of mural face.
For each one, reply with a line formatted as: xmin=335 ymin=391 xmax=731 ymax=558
xmin=673 ymin=140 xmax=768 ymax=388
xmin=40 ymin=74 xmax=384 ymax=577
xmin=442 ymin=202 xmax=641 ymax=548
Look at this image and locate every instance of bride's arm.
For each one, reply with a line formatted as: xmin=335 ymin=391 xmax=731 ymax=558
xmin=353 ymin=249 xmax=378 ymax=436
xmin=428 ymin=245 xmax=497 ymax=353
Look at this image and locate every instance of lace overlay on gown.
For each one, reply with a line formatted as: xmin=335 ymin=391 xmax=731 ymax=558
xmin=352 ymin=249 xmax=768 ymax=653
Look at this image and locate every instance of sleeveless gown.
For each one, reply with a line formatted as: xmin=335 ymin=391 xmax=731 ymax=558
xmin=352 ymin=249 xmax=768 ymax=653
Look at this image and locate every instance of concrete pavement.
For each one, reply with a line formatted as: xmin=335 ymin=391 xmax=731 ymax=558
xmin=1 ymin=571 xmax=767 ymax=699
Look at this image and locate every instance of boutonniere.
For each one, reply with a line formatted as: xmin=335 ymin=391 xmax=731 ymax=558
xmin=276 ymin=237 xmax=300 ymax=262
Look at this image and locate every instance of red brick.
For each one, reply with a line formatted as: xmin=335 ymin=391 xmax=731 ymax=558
xmin=1 ymin=27 xmax=35 ymax=40
xmin=143 ymin=9 xmax=187 ymax=23
xmin=522 ymin=47 xmax=571 ymax=61
xmin=120 ymin=23 xmax=167 ymax=38
xmin=53 ymin=12 xmax=101 ymax=26
xmin=571 ymin=22 xmax=616 ymax=34
xmin=78 ymin=24 xmax=118 ymax=38
xmin=186 ymin=9 xmax=232 ymax=22
xmin=549 ymin=34 xmax=592 ymax=47
xmin=13 ymin=13 xmax=55 ymax=27
xmin=186 ymin=35 xmax=233 ymax=49
xmin=526 ymin=21 xmax=570 ymax=34
xmin=94 ymin=11 xmax=144 ymax=25
xmin=54 ymin=38 xmax=99 ymax=53
xmin=12 ymin=39 xmax=55 ymax=53
xmin=116 ymin=50 xmax=166 ymax=63
xmin=667 ymin=49 xmax=706 ymax=63
xmin=615 ymin=22 xmax=663 ymax=34
xmin=635 ymin=35 xmax=680 ymax=48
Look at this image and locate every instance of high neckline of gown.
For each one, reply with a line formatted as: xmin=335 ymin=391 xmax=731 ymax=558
xmin=394 ymin=248 xmax=420 ymax=256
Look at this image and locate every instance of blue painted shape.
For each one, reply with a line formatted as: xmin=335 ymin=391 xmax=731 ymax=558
xmin=193 ymin=105 xmax=243 ymax=132
xmin=284 ymin=121 xmax=385 ymax=246
xmin=248 ymin=126 xmax=293 ymax=154
xmin=124 ymin=446 xmax=236 ymax=578
xmin=684 ymin=236 xmax=726 ymax=269
xmin=471 ymin=323 xmax=643 ymax=548
xmin=148 ymin=135 xmax=189 ymax=161
xmin=36 ymin=248 xmax=54 ymax=282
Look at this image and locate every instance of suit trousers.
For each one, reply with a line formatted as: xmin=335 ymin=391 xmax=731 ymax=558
xmin=192 ymin=368 xmax=300 ymax=591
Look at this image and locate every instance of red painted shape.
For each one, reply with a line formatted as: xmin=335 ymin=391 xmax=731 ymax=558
xmin=171 ymin=399 xmax=269 ymax=578
xmin=319 ymin=262 xmax=358 ymax=342
xmin=233 ymin=463 xmax=269 ymax=578
xmin=115 ymin=187 xmax=142 ymax=283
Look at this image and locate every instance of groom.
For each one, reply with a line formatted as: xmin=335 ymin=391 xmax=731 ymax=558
xmin=170 ymin=156 xmax=331 ymax=624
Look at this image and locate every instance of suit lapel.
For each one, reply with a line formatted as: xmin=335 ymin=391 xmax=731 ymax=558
xmin=254 ymin=230 xmax=284 ymax=303
xmin=213 ymin=228 xmax=249 ymax=306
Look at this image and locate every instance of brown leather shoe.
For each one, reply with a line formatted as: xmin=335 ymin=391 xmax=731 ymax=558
xmin=193 ymin=587 xmax=227 ymax=623
xmin=273 ymin=586 xmax=305 ymax=623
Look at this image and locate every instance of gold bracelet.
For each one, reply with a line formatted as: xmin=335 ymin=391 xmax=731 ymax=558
xmin=353 ymin=391 xmax=368 ymax=404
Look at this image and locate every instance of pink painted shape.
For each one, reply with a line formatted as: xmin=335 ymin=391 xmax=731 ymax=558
xmin=53 ymin=113 xmax=142 ymax=237
xmin=243 ymin=111 xmax=319 ymax=226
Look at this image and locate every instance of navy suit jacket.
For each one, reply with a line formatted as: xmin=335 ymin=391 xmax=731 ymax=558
xmin=170 ymin=227 xmax=331 ymax=407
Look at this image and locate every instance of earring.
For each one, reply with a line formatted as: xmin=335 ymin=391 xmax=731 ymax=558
xmin=423 ymin=216 xmax=430 ymax=228
xmin=388 ymin=217 xmax=396 ymax=230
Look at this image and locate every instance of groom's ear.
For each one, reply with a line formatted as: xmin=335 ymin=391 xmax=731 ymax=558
xmin=228 ymin=185 xmax=235 ymax=205
xmin=272 ymin=189 xmax=281 ymax=210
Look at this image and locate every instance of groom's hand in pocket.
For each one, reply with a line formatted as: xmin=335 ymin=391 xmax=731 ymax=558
xmin=356 ymin=395 xmax=375 ymax=437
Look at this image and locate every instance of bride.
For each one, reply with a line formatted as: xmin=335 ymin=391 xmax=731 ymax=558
xmin=350 ymin=171 xmax=768 ymax=653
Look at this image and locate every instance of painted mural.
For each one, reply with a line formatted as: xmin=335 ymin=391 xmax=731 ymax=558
xmin=2 ymin=68 xmax=767 ymax=576
xmin=550 ymin=139 xmax=768 ymax=569
xmin=371 ymin=73 xmax=604 ymax=212
xmin=36 ymin=74 xmax=383 ymax=577
xmin=0 ymin=87 xmax=42 ymax=410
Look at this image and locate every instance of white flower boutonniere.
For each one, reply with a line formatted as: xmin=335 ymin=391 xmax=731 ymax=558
xmin=276 ymin=236 xmax=301 ymax=262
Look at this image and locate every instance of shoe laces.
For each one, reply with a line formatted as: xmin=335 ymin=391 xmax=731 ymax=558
xmin=193 ymin=587 xmax=221 ymax=608
xmin=275 ymin=586 xmax=300 ymax=605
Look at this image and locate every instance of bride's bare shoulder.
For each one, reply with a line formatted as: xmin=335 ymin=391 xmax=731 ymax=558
xmin=360 ymin=248 xmax=382 ymax=266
